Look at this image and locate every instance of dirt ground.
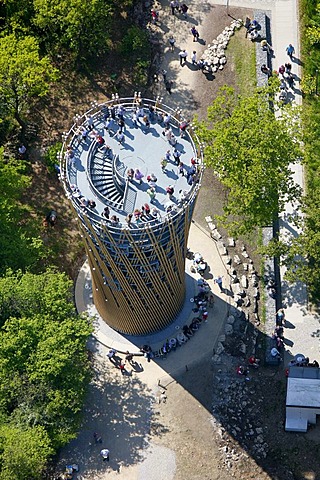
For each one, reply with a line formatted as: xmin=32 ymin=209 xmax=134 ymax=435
xmin=17 ymin=1 xmax=320 ymax=479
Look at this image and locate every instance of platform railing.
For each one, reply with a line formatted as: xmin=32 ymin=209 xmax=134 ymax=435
xmin=59 ymin=97 xmax=204 ymax=232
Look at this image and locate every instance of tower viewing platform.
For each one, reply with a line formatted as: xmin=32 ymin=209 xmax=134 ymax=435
xmin=60 ymin=96 xmax=204 ymax=335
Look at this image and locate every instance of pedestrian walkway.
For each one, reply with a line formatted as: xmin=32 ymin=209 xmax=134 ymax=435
xmin=75 ymin=221 xmax=230 ymax=358
xmin=217 ymin=1 xmax=319 ymax=362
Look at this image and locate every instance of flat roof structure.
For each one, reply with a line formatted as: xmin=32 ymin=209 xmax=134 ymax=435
xmin=60 ymin=96 xmax=204 ymax=335
xmin=285 ymin=366 xmax=320 ymax=432
xmin=286 ymin=367 xmax=320 ymax=408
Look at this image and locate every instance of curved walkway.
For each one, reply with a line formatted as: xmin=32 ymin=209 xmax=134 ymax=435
xmin=59 ymin=221 xmax=230 ymax=479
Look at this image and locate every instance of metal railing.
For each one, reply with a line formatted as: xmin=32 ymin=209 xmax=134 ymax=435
xmin=59 ymin=96 xmax=204 ymax=232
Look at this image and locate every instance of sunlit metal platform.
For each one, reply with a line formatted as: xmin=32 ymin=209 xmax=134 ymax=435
xmin=60 ymin=97 xmax=202 ymax=228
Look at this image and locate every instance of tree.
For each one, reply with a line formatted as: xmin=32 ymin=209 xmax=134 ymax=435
xmin=0 ymin=425 xmax=54 ymax=480
xmin=0 ymin=268 xmax=75 ymax=325
xmin=32 ymin=0 xmax=115 ymax=61
xmin=0 ymin=148 xmax=45 ymax=273
xmin=0 ymin=34 xmax=58 ymax=131
xmin=195 ymin=86 xmax=303 ymax=237
xmin=0 ymin=314 xmax=92 ymax=447
xmin=0 ymin=269 xmax=92 ymax=456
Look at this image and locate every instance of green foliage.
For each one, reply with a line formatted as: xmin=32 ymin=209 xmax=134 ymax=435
xmin=32 ymin=0 xmax=114 ymax=61
xmin=195 ymin=86 xmax=302 ymax=237
xmin=0 ymin=268 xmax=75 ymax=325
xmin=295 ymin=0 xmax=320 ymax=301
xmin=301 ymin=73 xmax=317 ymax=94
xmin=133 ymin=60 xmax=150 ymax=86
xmin=300 ymin=0 xmax=320 ymax=81
xmin=0 ymin=148 xmax=45 ymax=273
xmin=119 ymin=26 xmax=149 ymax=57
xmin=0 ymin=313 xmax=92 ymax=447
xmin=0 ymin=425 xmax=54 ymax=480
xmin=119 ymin=26 xmax=151 ymax=86
xmin=305 ymin=25 xmax=320 ymax=45
xmin=44 ymin=142 xmax=62 ymax=173
xmin=0 ymin=34 xmax=58 ymax=125
xmin=0 ymin=268 xmax=92 ymax=466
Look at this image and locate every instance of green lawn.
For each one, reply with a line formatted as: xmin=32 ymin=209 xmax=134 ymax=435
xmin=226 ymin=28 xmax=256 ymax=96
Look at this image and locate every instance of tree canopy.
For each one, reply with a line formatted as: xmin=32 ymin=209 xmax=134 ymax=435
xmin=0 ymin=148 xmax=45 ymax=273
xmin=195 ymin=86 xmax=303 ymax=237
xmin=0 ymin=34 xmax=58 ymax=128
xmin=32 ymin=0 xmax=114 ymax=59
xmin=0 ymin=269 xmax=92 ymax=476
xmin=0 ymin=425 xmax=54 ymax=480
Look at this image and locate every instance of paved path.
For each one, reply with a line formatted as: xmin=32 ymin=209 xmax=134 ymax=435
xmin=210 ymin=1 xmax=320 ymax=362
xmin=61 ymin=221 xmax=230 ymax=479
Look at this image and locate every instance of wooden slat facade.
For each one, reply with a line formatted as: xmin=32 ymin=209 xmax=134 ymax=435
xmin=76 ymin=203 xmax=196 ymax=335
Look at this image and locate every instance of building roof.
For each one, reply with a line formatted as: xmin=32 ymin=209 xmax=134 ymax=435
xmin=286 ymin=367 xmax=320 ymax=408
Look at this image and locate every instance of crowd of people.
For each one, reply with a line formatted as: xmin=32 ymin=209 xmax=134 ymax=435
xmin=150 ymin=1 xmax=212 ymax=93
xmin=66 ymin=98 xmax=199 ymax=227
xmin=245 ymin=16 xmax=297 ymax=103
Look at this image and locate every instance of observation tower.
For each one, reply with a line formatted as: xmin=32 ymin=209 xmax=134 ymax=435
xmin=60 ymin=95 xmax=203 ymax=335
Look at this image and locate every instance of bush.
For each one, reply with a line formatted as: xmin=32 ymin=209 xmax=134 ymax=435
xmin=119 ymin=26 xmax=150 ymax=59
xmin=43 ymin=142 xmax=62 ymax=173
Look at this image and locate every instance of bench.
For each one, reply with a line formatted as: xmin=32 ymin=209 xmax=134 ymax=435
xmin=254 ymin=11 xmax=272 ymax=87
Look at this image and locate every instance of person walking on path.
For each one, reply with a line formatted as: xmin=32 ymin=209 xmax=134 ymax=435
xmin=119 ymin=360 xmax=126 ymax=375
xmin=169 ymin=35 xmax=175 ymax=51
xmin=161 ymin=69 xmax=167 ymax=81
xmin=286 ymin=43 xmax=295 ymax=61
xmin=107 ymin=348 xmax=117 ymax=362
xmin=93 ymin=432 xmax=102 ymax=444
xmin=125 ymin=351 xmax=134 ymax=364
xmin=214 ymin=275 xmax=224 ymax=292
xmin=165 ymin=79 xmax=173 ymax=94
xmin=180 ymin=3 xmax=188 ymax=18
xmin=179 ymin=49 xmax=188 ymax=66
xmin=191 ymin=50 xmax=197 ymax=65
xmin=170 ymin=0 xmax=179 ymax=15
xmin=100 ymin=448 xmax=110 ymax=462
xmin=151 ymin=9 xmax=159 ymax=24
xmin=191 ymin=26 xmax=199 ymax=42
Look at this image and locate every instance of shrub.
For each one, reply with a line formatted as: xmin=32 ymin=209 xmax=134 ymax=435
xmin=43 ymin=142 xmax=62 ymax=173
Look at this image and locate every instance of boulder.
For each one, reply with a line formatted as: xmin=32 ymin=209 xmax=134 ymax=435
xmin=234 ymin=255 xmax=241 ymax=265
xmin=216 ymin=342 xmax=225 ymax=355
xmin=241 ymin=275 xmax=248 ymax=288
xmin=225 ymin=323 xmax=234 ymax=335
xmin=211 ymin=229 xmax=222 ymax=240
xmin=228 ymin=237 xmax=235 ymax=247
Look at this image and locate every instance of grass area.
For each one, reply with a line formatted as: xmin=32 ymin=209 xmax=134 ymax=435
xmin=226 ymin=28 xmax=256 ymax=96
